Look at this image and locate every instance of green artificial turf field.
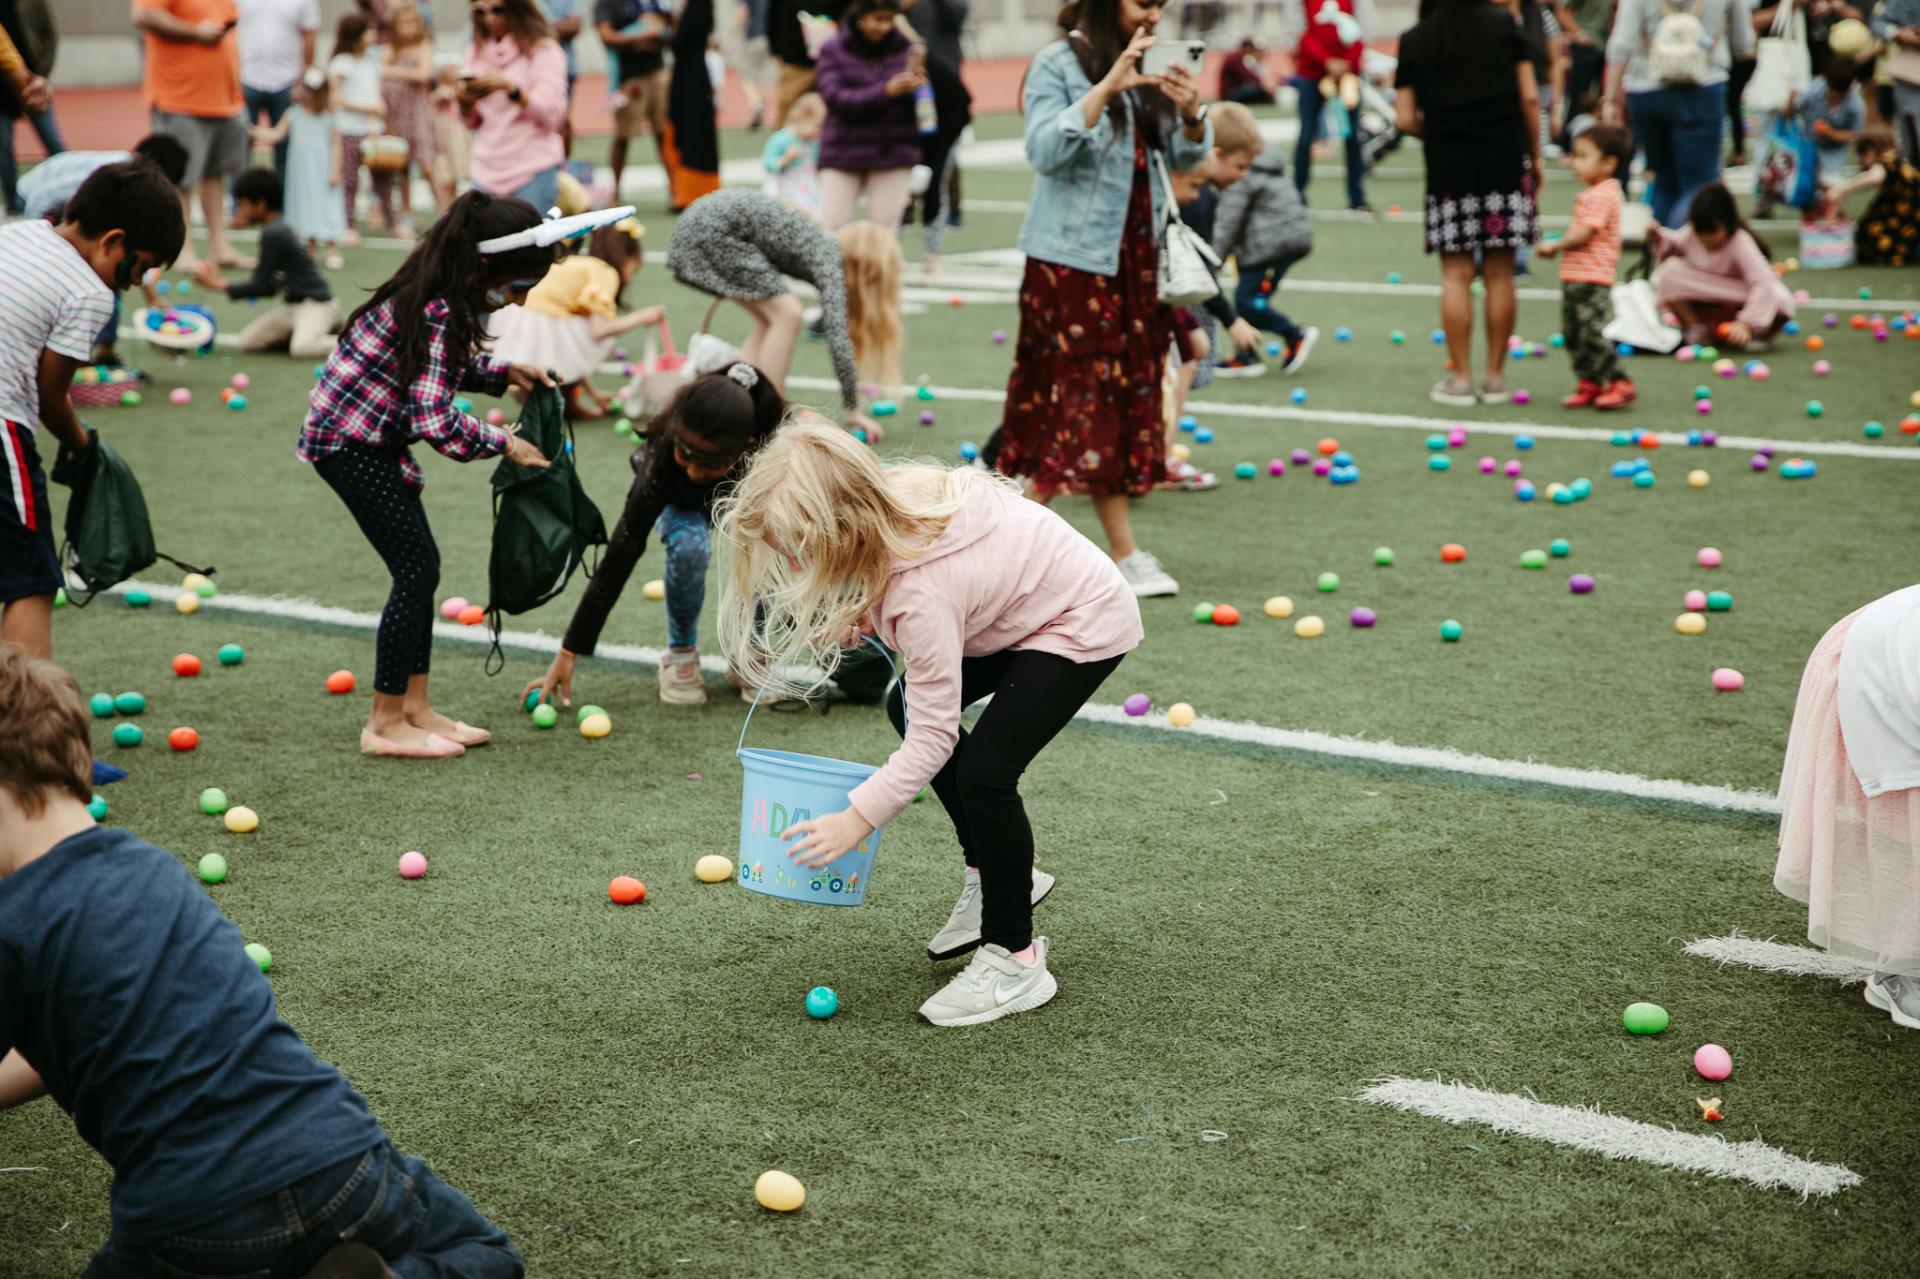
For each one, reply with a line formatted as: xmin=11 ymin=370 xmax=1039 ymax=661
xmin=3 ymin=112 xmax=1920 ymax=1275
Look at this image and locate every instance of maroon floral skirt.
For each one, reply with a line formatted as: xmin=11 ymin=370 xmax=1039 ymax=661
xmin=997 ymin=144 xmax=1171 ymax=499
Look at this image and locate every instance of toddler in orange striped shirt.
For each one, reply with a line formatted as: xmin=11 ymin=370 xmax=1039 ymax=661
xmin=1535 ymin=124 xmax=1635 ymax=411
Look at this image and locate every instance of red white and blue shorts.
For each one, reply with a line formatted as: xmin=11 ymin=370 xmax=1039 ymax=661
xmin=1 ymin=420 xmax=60 ymax=604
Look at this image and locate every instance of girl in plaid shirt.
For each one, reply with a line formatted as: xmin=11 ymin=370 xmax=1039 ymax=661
xmin=298 ymin=191 xmax=557 ymax=759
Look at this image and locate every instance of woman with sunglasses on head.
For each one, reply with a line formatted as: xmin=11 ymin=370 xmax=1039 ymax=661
xmin=298 ymin=192 xmax=557 ymax=760
xmin=458 ymin=0 xmax=569 ymax=212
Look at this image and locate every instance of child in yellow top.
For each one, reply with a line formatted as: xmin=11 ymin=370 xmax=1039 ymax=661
xmin=487 ymin=221 xmax=665 ymax=418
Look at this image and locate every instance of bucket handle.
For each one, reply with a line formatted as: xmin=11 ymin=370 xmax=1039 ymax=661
xmin=738 ymin=635 xmax=900 ymax=754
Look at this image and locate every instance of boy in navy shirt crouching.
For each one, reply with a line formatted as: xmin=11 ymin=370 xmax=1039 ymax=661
xmin=0 ymin=643 xmax=524 ymax=1279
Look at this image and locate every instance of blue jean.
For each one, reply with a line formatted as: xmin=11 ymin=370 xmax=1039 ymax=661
xmin=1627 ymin=82 xmax=1727 ymax=228
xmin=1290 ymin=75 xmax=1365 ymax=208
xmin=83 ymin=1139 xmax=523 ymax=1279
xmin=1234 ymin=255 xmax=1304 ymax=346
xmin=245 ymin=83 xmax=295 ymax=176
xmin=500 ymin=165 xmax=560 ymax=213
xmin=658 ymin=504 xmax=711 ymax=649
xmin=96 ymin=296 xmax=121 ymax=355
xmin=1 ymin=104 xmax=66 ymax=212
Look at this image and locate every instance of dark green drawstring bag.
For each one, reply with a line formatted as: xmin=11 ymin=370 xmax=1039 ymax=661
xmin=485 ymin=384 xmax=606 ymax=669
xmin=51 ymin=429 xmax=212 ymax=605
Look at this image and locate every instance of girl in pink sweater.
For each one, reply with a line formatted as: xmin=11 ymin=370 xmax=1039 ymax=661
xmin=716 ymin=420 xmax=1143 ymax=1027
xmin=1653 ymin=183 xmax=1795 ymax=350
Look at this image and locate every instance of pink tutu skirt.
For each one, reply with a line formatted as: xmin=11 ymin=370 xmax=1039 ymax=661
xmin=1775 ymin=608 xmax=1920 ymax=974
xmin=486 ymin=308 xmax=611 ymax=386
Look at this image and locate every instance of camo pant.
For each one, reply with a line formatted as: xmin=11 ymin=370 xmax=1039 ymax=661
xmin=1561 ymin=281 xmax=1619 ymax=384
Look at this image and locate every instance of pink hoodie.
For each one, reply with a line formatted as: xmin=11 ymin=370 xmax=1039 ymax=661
xmin=462 ymin=36 xmax=568 ymax=198
xmin=846 ymin=481 xmax=1144 ymax=829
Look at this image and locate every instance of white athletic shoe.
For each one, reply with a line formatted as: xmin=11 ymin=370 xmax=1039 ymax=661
xmin=1116 ymin=548 xmax=1178 ymax=598
xmin=927 ymin=865 xmax=1056 ymax=960
xmin=657 ymin=649 xmax=707 ymax=705
xmin=1865 ymin=972 xmax=1920 ymax=1030
xmin=917 ymin=937 xmax=1058 ymax=1027
xmin=1284 ymin=325 xmax=1320 ymax=376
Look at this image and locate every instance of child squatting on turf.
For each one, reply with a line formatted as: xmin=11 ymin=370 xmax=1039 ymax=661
xmin=715 ymin=421 xmax=1143 ymax=1027
xmin=1533 ymin=123 xmax=1635 ymax=410
xmin=0 ymin=645 xmax=525 ymax=1279
xmin=297 ymin=191 xmax=556 ymax=760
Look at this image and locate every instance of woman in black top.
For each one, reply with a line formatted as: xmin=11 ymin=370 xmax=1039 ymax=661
xmin=1395 ymin=0 xmax=1541 ymax=407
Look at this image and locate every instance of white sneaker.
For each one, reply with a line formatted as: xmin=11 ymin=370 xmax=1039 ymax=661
xmin=1284 ymin=325 xmax=1320 ymax=376
xmin=657 ymin=649 xmax=707 ymax=705
xmin=917 ymin=937 xmax=1058 ymax=1027
xmin=1116 ymin=548 xmax=1178 ymax=598
xmin=927 ymin=865 xmax=1056 ymax=960
xmin=1865 ymin=972 xmax=1920 ymax=1030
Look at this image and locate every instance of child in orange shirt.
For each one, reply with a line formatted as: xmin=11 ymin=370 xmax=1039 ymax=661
xmin=1535 ymin=124 xmax=1634 ymax=410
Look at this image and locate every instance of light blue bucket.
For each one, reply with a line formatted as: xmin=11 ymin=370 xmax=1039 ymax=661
xmin=735 ymin=641 xmax=898 ymax=906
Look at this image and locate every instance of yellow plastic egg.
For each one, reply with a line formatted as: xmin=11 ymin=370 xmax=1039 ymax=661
xmin=642 ymin=579 xmax=666 ymax=601
xmin=1171 ymin=442 xmax=1192 ymax=462
xmin=1687 ymin=469 xmax=1710 ymax=489
xmin=182 ymin=572 xmax=210 ymax=594
xmin=755 ymin=1169 xmax=806 ymax=1212
xmin=695 ymin=854 xmax=734 ymax=883
xmin=1544 ymin=482 xmax=1567 ymax=499
xmin=580 ymin=713 xmax=613 ymax=739
xmin=1675 ymin=612 xmax=1707 ymax=636
xmin=1263 ymin=595 xmax=1294 ymax=619
xmin=1167 ymin=702 xmax=1196 ymax=728
xmin=224 ymin=805 xmax=259 ymax=833
xmin=1295 ymin=615 xmax=1325 ymax=638
xmin=176 ymin=593 xmax=201 ymax=615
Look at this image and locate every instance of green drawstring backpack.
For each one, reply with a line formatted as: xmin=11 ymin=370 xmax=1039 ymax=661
xmin=485 ymin=384 xmax=606 ymax=668
xmin=51 ymin=429 xmax=211 ymax=604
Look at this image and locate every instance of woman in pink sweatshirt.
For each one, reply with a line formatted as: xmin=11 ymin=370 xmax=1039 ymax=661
xmin=457 ymin=0 xmax=570 ymax=213
xmin=1653 ymin=183 xmax=1796 ymax=350
xmin=716 ymin=420 xmax=1143 ymax=1027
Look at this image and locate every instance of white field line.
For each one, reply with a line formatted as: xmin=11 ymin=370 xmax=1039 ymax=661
xmin=108 ymin=581 xmax=1778 ymax=815
xmin=784 ymin=375 xmax=1920 ymax=463
xmin=1683 ymin=932 xmax=1875 ymax=983
xmin=1356 ymin=1077 xmax=1862 ymax=1197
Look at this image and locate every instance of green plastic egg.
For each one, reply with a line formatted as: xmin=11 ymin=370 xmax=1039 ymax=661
xmin=245 ymin=942 xmax=272 ymax=972
xmin=1692 ymin=385 xmax=1712 ymax=400
xmin=1549 ymin=538 xmax=1571 ymax=558
xmin=532 ymin=703 xmax=559 ymax=729
xmin=111 ymin=723 xmax=143 ymax=747
xmin=1622 ymin=1001 xmax=1669 ymax=1035
xmin=114 ymin=691 xmax=145 ymax=715
xmin=1373 ymin=547 xmax=1395 ymax=567
xmin=90 ymin=692 xmax=116 ymax=718
xmin=88 ymin=795 xmax=108 ymax=820
xmin=524 ymin=688 xmax=543 ymax=711
xmin=198 ymin=853 xmax=228 ymax=884
xmin=1316 ymin=572 xmax=1340 ymax=593
xmin=1706 ymin=590 xmax=1733 ymax=612
xmin=1520 ymin=549 xmax=1548 ymax=569
xmin=1192 ymin=603 xmax=1215 ymax=624
xmin=196 ymin=579 xmax=217 ymax=599
xmin=199 ymin=787 xmax=230 ymax=816
xmin=577 ymin=704 xmax=606 ymax=723
xmin=217 ymin=643 xmax=244 ymax=666
xmin=54 ymin=587 xmax=66 ymax=608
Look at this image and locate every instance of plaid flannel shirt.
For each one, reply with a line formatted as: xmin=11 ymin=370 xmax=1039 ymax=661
xmin=297 ymin=298 xmax=512 ymax=489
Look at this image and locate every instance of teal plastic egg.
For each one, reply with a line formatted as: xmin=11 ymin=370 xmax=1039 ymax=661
xmin=1439 ymin=619 xmax=1463 ymax=641
xmin=217 ymin=643 xmax=244 ymax=666
xmin=114 ymin=691 xmax=145 ymax=715
xmin=1549 ymin=538 xmax=1571 ymax=558
xmin=88 ymin=795 xmax=108 ymax=820
xmin=90 ymin=692 xmax=116 ymax=717
xmin=805 ymin=986 xmax=839 ymax=1019
xmin=111 ymin=723 xmax=143 ymax=747
xmin=1705 ymin=590 xmax=1733 ymax=612
xmin=126 ymin=589 xmax=152 ymax=608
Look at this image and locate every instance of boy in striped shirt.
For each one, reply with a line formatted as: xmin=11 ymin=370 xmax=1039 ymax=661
xmin=0 ymin=161 xmax=184 ymax=667
xmin=1535 ymin=124 xmax=1635 ymax=410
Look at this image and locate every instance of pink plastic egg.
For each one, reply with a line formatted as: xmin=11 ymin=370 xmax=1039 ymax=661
xmin=1447 ymin=428 xmax=1467 ymax=447
xmin=1312 ymin=460 xmax=1332 ymax=476
xmin=1813 ymin=360 xmax=1832 ymax=376
xmin=169 ymin=387 xmax=191 ymax=405
xmin=1684 ymin=589 xmax=1708 ymax=611
xmin=1504 ymin=460 xmax=1523 ymax=477
xmin=1748 ymin=363 xmax=1770 ymax=381
xmin=1696 ymin=401 xmax=1713 ymax=415
xmin=230 ymin=373 xmax=250 ymax=391
xmin=1268 ymin=459 xmax=1286 ymax=476
xmin=1676 ymin=347 xmax=1697 ymax=363
xmin=1478 ymin=456 xmax=1496 ymax=473
xmin=439 ymin=596 xmax=468 ymax=619
xmin=1697 ymin=547 xmax=1723 ymax=568
xmin=398 ymin=850 xmax=428 ymax=879
xmin=1694 ymin=1043 xmax=1732 ymax=1080
xmin=1711 ymin=667 xmax=1745 ymax=691
xmin=1512 ymin=389 xmax=1532 ymax=405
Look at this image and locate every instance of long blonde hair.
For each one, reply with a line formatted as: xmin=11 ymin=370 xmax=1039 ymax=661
xmin=714 ymin=418 xmax=1007 ymax=699
xmin=836 ymin=221 xmax=903 ymax=398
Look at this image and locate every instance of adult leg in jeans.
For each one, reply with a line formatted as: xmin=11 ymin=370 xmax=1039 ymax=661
xmin=1664 ymin=82 xmax=1728 ymax=230
xmin=656 ymin=504 xmax=711 ymax=650
xmin=1290 ymin=75 xmax=1325 ymax=201
xmin=1629 ymin=88 xmax=1682 ymax=226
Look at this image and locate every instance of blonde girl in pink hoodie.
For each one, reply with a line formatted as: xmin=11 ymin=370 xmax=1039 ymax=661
xmin=715 ymin=420 xmax=1143 ymax=1026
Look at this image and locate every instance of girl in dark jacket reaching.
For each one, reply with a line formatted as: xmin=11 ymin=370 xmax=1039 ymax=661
xmin=813 ymin=0 xmax=925 ymax=229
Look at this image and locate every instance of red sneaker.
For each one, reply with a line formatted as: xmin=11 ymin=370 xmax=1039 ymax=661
xmin=1560 ymin=379 xmax=1603 ymax=409
xmin=1593 ymin=378 xmax=1638 ymax=410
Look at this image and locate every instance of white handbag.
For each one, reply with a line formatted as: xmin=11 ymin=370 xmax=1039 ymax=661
xmin=1603 ymin=278 xmax=1681 ymax=353
xmin=1745 ymin=3 xmax=1810 ymax=115
xmin=1154 ymin=153 xmax=1221 ymax=309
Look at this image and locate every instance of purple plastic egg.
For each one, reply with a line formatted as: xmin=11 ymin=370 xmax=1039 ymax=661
xmin=1750 ymin=453 xmax=1770 ymax=471
xmin=1823 ymin=313 xmax=1839 ymax=328
xmin=1349 ymin=606 xmax=1377 ymax=628
xmin=1701 ymin=430 xmax=1718 ymax=446
xmin=1759 ymin=445 xmax=1776 ymax=457
xmin=1122 ymin=693 xmax=1151 ymax=717
xmin=991 ymin=329 xmax=1008 ymax=344
xmin=920 ymin=410 xmax=935 ymax=425
xmin=1569 ymin=574 xmax=1596 ymax=594
xmin=1291 ymin=448 xmax=1312 ymax=465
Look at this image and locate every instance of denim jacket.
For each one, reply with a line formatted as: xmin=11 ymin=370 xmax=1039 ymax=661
xmin=1017 ymin=39 xmax=1214 ymax=277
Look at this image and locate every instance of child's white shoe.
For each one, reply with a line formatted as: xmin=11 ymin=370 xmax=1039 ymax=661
xmin=658 ymin=649 xmax=707 ymax=705
xmin=927 ymin=865 xmax=1056 ymax=960
xmin=918 ymin=937 xmax=1057 ymax=1027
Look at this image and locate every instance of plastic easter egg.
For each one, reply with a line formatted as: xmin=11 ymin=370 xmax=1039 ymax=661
xmin=169 ymin=387 xmax=191 ymax=405
xmin=1685 ymin=589 xmax=1707 ymax=611
xmin=1211 ymin=604 xmax=1241 ymax=626
xmin=218 ymin=643 xmax=244 ymax=666
xmin=1439 ymin=619 xmax=1463 ymax=641
xmin=199 ymin=787 xmax=229 ymax=815
xmin=1263 ymin=596 xmax=1293 ymax=619
xmin=226 ymin=394 xmax=248 ymax=412
xmin=577 ymin=705 xmax=605 ymax=723
xmin=440 ymin=596 xmax=468 ymax=618
xmin=696 ymin=854 xmax=734 ymax=882
xmin=197 ymin=853 xmax=228 ymax=884
xmin=486 ymin=408 xmax=506 ymax=426
xmin=1334 ymin=327 xmax=1352 ymax=342
xmin=1706 ymin=590 xmax=1732 ymax=612
xmin=1172 ymin=444 xmax=1192 ymax=462
xmin=456 ymin=604 xmax=485 ymax=626
xmin=639 ymin=578 xmax=667 ymax=602
xmin=755 ymin=1170 xmax=806 ymax=1212
xmin=531 ymin=703 xmax=559 ymax=729
xmin=1426 ymin=432 xmax=1448 ymax=452
xmin=1349 ymin=606 xmax=1377 ymax=628
xmin=127 ymin=588 xmax=153 ymax=607
xmin=89 ymin=691 xmax=117 ymax=718
xmin=1233 ymin=461 xmax=1257 ymax=479
xmin=1694 ymin=1044 xmax=1733 ymax=1080
xmin=1520 ymin=549 xmax=1547 ymax=570
xmin=1806 ymin=399 xmax=1825 ymax=417
xmin=114 ymin=691 xmax=146 ymax=715
xmin=176 ymin=592 xmax=201 ymax=615
xmin=1504 ymin=460 xmax=1523 ymax=477
xmin=326 ymin=670 xmax=356 ymax=695
xmin=991 ymin=329 xmax=1007 ymax=344
xmin=871 ymin=400 xmax=898 ymax=417
xmin=453 ymin=396 xmax=473 ymax=414
xmin=1688 ymin=469 xmax=1709 ymax=488
xmin=1123 ymin=693 xmax=1151 ymax=716
xmin=1633 ymin=471 xmax=1655 ymax=488
xmin=168 ymin=726 xmax=199 ymax=751
xmin=580 ymin=713 xmax=613 ymax=739
xmin=608 ymin=875 xmax=646 ymax=904
xmin=111 ymin=723 xmax=143 ymax=748
xmin=88 ymin=795 xmax=108 ymax=820
xmin=805 ymin=986 xmax=839 ymax=1019
xmin=1478 ymin=456 xmax=1496 ymax=473
xmin=1622 ymin=1001 xmax=1669 ymax=1034
xmin=1865 ymin=421 xmax=1885 ymax=439
xmin=1812 ymin=359 xmax=1830 ymax=375
xmin=1167 ymin=702 xmax=1196 ymax=727
xmin=1389 ymin=329 xmax=1406 ymax=345
xmin=1428 ymin=454 xmax=1452 ymax=472
xmin=224 ymin=806 xmax=259 ymax=833
xmin=1675 ymin=612 xmax=1706 ymax=635
xmin=399 ymin=850 xmax=428 ymax=879
xmin=1268 ymin=459 xmax=1286 ymax=476
xmin=1750 ymin=453 xmax=1770 ymax=471
xmin=1290 ymin=387 xmax=1307 ymax=405
xmin=1293 ymin=615 xmax=1325 ymax=639
xmin=1372 ymin=547 xmax=1395 ymax=567
xmin=1549 ymin=538 xmax=1570 ymax=558
xmin=1711 ymin=667 xmax=1745 ymax=691
xmin=245 ymin=942 xmax=272 ymax=972
xmin=230 ymin=372 xmax=250 ymax=391
xmin=173 ymin=653 xmax=202 ymax=678
xmin=1696 ymin=547 xmax=1722 ymax=569
xmin=1514 ymin=435 xmax=1534 ymax=451
xmin=1569 ymin=574 xmax=1596 ymax=594
xmin=1192 ymin=603 xmax=1215 ymax=624
xmin=1194 ymin=428 xmax=1214 ymax=444
xmin=1439 ymin=543 xmax=1466 ymax=563
xmin=1387 ymin=271 xmax=1403 ymax=284
xmin=1316 ymin=571 xmax=1340 ymax=593
xmin=1512 ymin=389 xmax=1532 ymax=405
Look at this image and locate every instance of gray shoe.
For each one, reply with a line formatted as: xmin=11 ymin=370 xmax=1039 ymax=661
xmin=927 ymin=865 xmax=1056 ymax=960
xmin=918 ymin=937 xmax=1058 ymax=1026
xmin=1864 ymin=972 xmax=1920 ymax=1030
xmin=1115 ymin=548 xmax=1178 ymax=597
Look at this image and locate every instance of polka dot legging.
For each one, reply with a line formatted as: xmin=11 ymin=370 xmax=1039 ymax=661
xmin=314 ymin=444 xmax=441 ymax=696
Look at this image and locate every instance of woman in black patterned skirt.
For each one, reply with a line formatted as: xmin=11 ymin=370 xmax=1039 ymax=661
xmin=1394 ymin=0 xmax=1541 ymax=407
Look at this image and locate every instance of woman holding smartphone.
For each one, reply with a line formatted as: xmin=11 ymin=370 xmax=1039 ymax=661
xmin=458 ymin=0 xmax=569 ymax=211
xmin=991 ymin=0 xmax=1211 ymax=600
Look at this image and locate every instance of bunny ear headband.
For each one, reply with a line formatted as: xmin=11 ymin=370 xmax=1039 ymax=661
xmin=477 ymin=205 xmax=639 ymax=255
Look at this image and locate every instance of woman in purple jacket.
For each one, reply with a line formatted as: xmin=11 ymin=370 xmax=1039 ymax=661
xmin=814 ymin=0 xmax=926 ymax=230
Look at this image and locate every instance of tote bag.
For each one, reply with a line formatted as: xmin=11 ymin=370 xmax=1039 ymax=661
xmin=1746 ymin=3 xmax=1810 ymax=115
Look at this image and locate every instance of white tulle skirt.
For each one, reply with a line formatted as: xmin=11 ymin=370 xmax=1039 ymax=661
xmin=488 ymin=307 xmax=612 ymax=385
xmin=1775 ymin=608 xmax=1920 ymax=975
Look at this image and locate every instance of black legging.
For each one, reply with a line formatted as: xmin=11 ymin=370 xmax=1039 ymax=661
xmin=886 ymin=648 xmax=1124 ymax=952
xmin=315 ymin=445 xmax=441 ymax=696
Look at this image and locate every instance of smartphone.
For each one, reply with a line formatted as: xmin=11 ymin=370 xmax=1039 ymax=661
xmin=1140 ymin=39 xmax=1205 ymax=81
